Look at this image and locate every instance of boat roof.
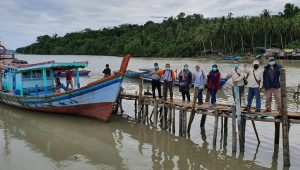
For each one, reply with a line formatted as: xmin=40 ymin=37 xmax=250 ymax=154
xmin=3 ymin=61 xmax=88 ymax=72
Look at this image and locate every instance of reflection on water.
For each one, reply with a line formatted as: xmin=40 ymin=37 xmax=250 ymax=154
xmin=0 ymin=103 xmax=282 ymax=170
xmin=0 ymin=54 xmax=299 ymax=169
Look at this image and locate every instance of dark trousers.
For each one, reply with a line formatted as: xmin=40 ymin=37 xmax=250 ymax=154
xmin=247 ymin=87 xmax=261 ymax=110
xmin=181 ymin=91 xmax=190 ymax=102
xmin=232 ymin=86 xmax=244 ymax=105
xmin=152 ymin=79 xmax=162 ymax=98
xmin=163 ymin=81 xmax=173 ymax=100
xmin=197 ymin=89 xmax=203 ymax=104
xmin=209 ymin=89 xmax=217 ymax=104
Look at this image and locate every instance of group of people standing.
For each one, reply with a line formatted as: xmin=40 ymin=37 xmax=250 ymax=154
xmin=151 ymin=56 xmax=283 ymax=112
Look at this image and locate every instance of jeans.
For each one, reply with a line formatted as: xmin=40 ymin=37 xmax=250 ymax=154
xmin=197 ymin=89 xmax=203 ymax=104
xmin=247 ymin=87 xmax=261 ymax=110
xmin=152 ymin=79 xmax=162 ymax=98
xmin=265 ymin=88 xmax=281 ymax=110
xmin=163 ymin=81 xmax=173 ymax=100
xmin=181 ymin=91 xmax=190 ymax=102
xmin=232 ymin=86 xmax=244 ymax=105
xmin=209 ymin=88 xmax=217 ymax=104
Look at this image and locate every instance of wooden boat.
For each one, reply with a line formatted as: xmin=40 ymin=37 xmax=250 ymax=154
xmin=0 ymin=54 xmax=131 ymax=121
xmin=125 ymin=69 xmax=150 ymax=78
xmin=0 ymin=43 xmax=16 ymax=63
xmin=125 ymin=70 xmax=143 ymax=78
xmin=218 ymin=55 xmax=242 ymax=60
xmin=54 ymin=70 xmax=91 ymax=77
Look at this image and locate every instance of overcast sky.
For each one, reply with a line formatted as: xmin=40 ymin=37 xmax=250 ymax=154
xmin=1 ymin=0 xmax=299 ymax=49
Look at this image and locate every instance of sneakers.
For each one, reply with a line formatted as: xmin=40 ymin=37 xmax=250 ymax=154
xmin=263 ymin=109 xmax=271 ymax=113
xmin=197 ymin=102 xmax=203 ymax=105
xmin=255 ymin=109 xmax=261 ymax=112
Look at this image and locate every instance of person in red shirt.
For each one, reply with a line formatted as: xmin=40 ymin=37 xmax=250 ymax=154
xmin=66 ymin=70 xmax=74 ymax=90
xmin=207 ymin=64 xmax=221 ymax=108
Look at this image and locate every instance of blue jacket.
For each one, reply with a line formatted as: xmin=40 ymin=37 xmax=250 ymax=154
xmin=263 ymin=64 xmax=282 ymax=89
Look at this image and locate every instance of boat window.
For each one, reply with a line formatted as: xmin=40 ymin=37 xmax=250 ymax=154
xmin=46 ymin=70 xmax=51 ymax=77
xmin=32 ymin=70 xmax=42 ymax=78
xmin=22 ymin=71 xmax=31 ymax=79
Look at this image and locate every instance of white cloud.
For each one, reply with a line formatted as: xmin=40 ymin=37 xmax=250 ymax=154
xmin=0 ymin=0 xmax=299 ymax=49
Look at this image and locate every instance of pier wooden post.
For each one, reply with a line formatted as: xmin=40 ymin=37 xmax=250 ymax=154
xmin=134 ymin=91 xmax=138 ymax=119
xmin=213 ymin=111 xmax=220 ymax=146
xmin=119 ymin=91 xmax=124 ymax=114
xmin=224 ymin=117 xmax=228 ymax=135
xmin=168 ymin=105 xmax=172 ymax=132
xmin=252 ymin=120 xmax=260 ymax=144
xmin=200 ymin=89 xmax=210 ymax=127
xmin=233 ymin=84 xmax=244 ymax=152
xmin=138 ymin=77 xmax=144 ymax=122
xmin=274 ymin=122 xmax=280 ymax=145
xmin=182 ymin=109 xmax=187 ymax=137
xmin=232 ymin=86 xmax=237 ymax=153
xmin=188 ymin=88 xmax=198 ymax=133
xmin=162 ymin=104 xmax=167 ymax=129
xmin=179 ymin=109 xmax=183 ymax=136
xmin=143 ymin=103 xmax=149 ymax=124
xmin=280 ymin=69 xmax=290 ymax=166
xmin=153 ymin=100 xmax=158 ymax=128
xmin=172 ymin=105 xmax=176 ymax=134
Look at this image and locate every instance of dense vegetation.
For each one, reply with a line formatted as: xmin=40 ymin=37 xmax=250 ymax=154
xmin=17 ymin=3 xmax=300 ymax=57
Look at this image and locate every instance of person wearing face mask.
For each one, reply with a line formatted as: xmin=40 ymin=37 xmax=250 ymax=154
xmin=193 ymin=65 xmax=207 ymax=105
xmin=151 ymin=63 xmax=162 ymax=99
xmin=178 ymin=64 xmax=193 ymax=103
xmin=157 ymin=63 xmax=176 ymax=101
xmin=207 ymin=64 xmax=221 ymax=108
xmin=227 ymin=59 xmax=246 ymax=105
xmin=262 ymin=56 xmax=283 ymax=112
xmin=244 ymin=60 xmax=263 ymax=112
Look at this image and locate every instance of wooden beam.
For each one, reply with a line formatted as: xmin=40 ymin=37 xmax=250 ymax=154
xmin=213 ymin=111 xmax=220 ymax=145
xmin=200 ymin=89 xmax=210 ymax=127
xmin=274 ymin=122 xmax=280 ymax=145
xmin=188 ymin=88 xmax=198 ymax=133
xmin=280 ymin=69 xmax=290 ymax=166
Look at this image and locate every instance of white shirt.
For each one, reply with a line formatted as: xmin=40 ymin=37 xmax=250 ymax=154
xmin=229 ymin=67 xmax=245 ymax=86
xmin=193 ymin=70 xmax=206 ymax=89
xmin=246 ymin=68 xmax=263 ymax=88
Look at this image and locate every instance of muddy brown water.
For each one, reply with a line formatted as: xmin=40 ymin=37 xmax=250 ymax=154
xmin=0 ymin=55 xmax=300 ymax=170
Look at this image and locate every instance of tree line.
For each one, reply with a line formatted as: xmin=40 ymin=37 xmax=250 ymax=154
xmin=16 ymin=3 xmax=300 ymax=57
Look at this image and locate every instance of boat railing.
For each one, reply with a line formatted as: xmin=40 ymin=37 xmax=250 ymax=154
xmin=21 ymin=85 xmax=57 ymax=96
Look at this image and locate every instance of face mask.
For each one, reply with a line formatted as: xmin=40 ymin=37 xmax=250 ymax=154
xmin=184 ymin=67 xmax=188 ymax=70
xmin=253 ymin=65 xmax=259 ymax=70
xmin=154 ymin=66 xmax=159 ymax=70
xmin=233 ymin=64 xmax=239 ymax=68
xmin=269 ymin=61 xmax=276 ymax=65
xmin=165 ymin=67 xmax=170 ymax=71
xmin=212 ymin=68 xmax=218 ymax=71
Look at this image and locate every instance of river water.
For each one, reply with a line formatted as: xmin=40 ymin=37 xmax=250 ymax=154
xmin=0 ymin=54 xmax=300 ymax=170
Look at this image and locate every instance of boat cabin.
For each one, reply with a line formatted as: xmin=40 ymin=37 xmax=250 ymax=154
xmin=1 ymin=61 xmax=88 ymax=96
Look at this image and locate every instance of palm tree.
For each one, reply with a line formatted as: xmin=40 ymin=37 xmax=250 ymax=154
xmin=260 ymin=9 xmax=271 ymax=48
xmin=194 ymin=24 xmax=208 ymax=54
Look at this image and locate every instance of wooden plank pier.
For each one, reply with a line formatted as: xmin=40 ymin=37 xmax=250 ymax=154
xmin=116 ymin=69 xmax=299 ymax=166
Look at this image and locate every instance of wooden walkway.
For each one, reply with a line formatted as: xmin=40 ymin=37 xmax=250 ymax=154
xmin=121 ymin=92 xmax=300 ymax=121
xmin=116 ymin=69 xmax=297 ymax=166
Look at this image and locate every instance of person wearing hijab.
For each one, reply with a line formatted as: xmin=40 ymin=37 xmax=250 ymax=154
xmin=207 ymin=64 xmax=221 ymax=108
